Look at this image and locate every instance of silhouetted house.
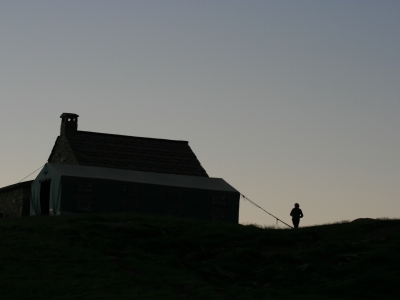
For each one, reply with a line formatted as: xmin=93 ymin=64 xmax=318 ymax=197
xmin=48 ymin=113 xmax=208 ymax=177
xmin=0 ymin=181 xmax=32 ymax=217
xmin=29 ymin=113 xmax=240 ymax=222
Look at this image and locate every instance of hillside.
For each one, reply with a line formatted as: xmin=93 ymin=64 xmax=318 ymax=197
xmin=0 ymin=213 xmax=399 ymax=299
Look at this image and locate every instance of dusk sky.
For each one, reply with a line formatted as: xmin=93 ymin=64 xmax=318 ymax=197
xmin=1 ymin=1 xmax=399 ymax=226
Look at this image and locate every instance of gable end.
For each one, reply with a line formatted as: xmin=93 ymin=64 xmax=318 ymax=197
xmin=48 ymin=136 xmax=79 ymax=165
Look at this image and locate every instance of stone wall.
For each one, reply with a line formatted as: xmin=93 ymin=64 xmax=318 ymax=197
xmin=48 ymin=135 xmax=79 ymax=164
xmin=0 ymin=181 xmax=32 ymax=217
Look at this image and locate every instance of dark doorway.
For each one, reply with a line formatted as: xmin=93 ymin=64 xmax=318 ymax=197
xmin=40 ymin=180 xmax=51 ymax=216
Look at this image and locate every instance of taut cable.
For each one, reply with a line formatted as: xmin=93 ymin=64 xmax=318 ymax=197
xmin=241 ymin=194 xmax=293 ymax=229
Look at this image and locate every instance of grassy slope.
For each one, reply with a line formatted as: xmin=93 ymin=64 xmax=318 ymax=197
xmin=0 ymin=213 xmax=399 ymax=300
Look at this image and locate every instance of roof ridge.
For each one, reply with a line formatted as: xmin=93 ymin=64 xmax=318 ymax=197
xmin=68 ymin=130 xmax=189 ymax=143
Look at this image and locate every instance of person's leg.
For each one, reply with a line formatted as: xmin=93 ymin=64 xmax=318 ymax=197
xmin=292 ymin=218 xmax=300 ymax=228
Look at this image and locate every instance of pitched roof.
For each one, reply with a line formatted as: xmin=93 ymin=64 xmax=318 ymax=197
xmin=49 ymin=131 xmax=209 ymax=177
xmin=0 ymin=180 xmax=33 ymax=193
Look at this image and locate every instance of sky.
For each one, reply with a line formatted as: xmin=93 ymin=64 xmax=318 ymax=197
xmin=1 ymin=0 xmax=399 ymax=227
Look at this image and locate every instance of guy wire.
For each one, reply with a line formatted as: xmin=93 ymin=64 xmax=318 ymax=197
xmin=241 ymin=194 xmax=293 ymax=229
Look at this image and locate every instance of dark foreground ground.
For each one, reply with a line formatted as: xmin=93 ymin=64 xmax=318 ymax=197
xmin=0 ymin=213 xmax=399 ymax=299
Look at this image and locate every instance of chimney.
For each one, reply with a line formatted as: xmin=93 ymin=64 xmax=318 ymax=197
xmin=60 ymin=113 xmax=79 ymax=136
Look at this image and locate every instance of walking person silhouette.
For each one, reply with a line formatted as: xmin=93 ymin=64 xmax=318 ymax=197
xmin=290 ymin=203 xmax=303 ymax=229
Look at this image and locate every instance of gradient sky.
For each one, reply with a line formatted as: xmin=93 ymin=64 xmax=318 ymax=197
xmin=1 ymin=1 xmax=399 ymax=226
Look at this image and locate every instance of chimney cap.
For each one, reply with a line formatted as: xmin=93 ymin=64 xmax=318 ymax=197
xmin=60 ymin=113 xmax=79 ymax=118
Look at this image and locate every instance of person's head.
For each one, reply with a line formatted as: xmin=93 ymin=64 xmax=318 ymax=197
xmin=295 ymin=203 xmax=300 ymax=208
